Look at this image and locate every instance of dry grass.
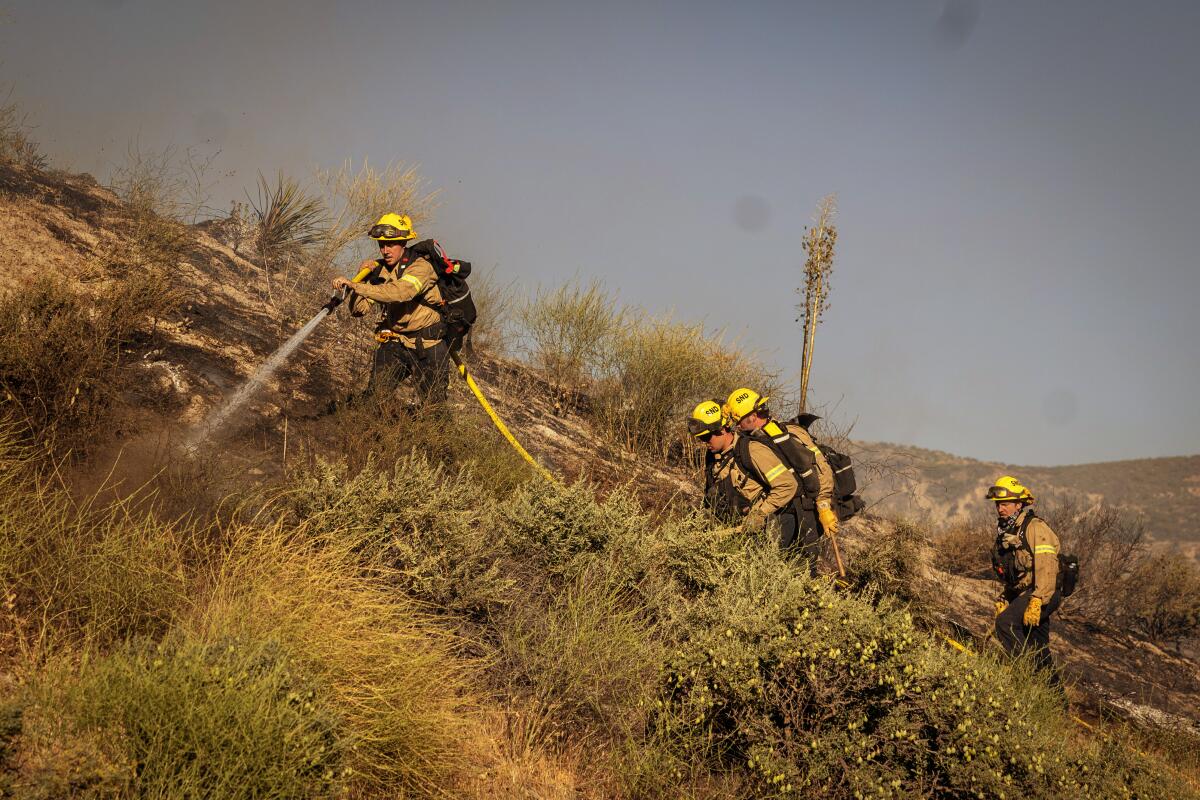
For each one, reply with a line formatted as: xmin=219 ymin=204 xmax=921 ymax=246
xmin=189 ymin=523 xmax=475 ymax=795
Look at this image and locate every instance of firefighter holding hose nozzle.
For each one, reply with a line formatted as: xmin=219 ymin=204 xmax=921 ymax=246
xmin=331 ymin=213 xmax=451 ymax=406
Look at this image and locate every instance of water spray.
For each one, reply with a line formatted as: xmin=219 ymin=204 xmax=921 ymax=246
xmin=184 ymin=265 xmax=374 ymax=452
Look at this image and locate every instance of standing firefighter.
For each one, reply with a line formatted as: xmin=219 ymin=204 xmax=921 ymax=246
xmin=688 ymin=400 xmax=799 ymax=541
xmin=332 ymin=214 xmax=451 ymax=405
xmin=725 ymin=388 xmax=836 ymax=570
xmin=988 ymin=476 xmax=1063 ymax=688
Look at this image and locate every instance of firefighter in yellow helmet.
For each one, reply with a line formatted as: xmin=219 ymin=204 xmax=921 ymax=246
xmin=987 ymin=476 xmax=1063 ymax=688
xmin=332 ymin=214 xmax=450 ymax=404
xmin=725 ymin=388 xmax=835 ymax=570
xmin=687 ymin=400 xmax=800 ymax=546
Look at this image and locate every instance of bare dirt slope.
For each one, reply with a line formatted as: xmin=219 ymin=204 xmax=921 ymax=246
xmin=3 ymin=161 xmax=1197 ymax=735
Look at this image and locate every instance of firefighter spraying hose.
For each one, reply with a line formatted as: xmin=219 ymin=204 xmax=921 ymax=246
xmin=188 ymin=214 xmax=557 ymax=483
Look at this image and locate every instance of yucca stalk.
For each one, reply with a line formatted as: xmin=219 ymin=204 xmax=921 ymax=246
xmin=797 ymin=195 xmax=837 ymax=414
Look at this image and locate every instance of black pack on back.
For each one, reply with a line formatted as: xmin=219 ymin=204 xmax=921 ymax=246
xmin=405 ymin=238 xmax=477 ymax=341
xmin=789 ymin=413 xmax=865 ymax=520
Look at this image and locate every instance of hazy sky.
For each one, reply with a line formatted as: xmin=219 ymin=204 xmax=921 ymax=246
xmin=3 ymin=0 xmax=1198 ymax=465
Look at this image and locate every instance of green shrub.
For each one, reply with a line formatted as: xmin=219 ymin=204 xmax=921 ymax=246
xmin=16 ymin=636 xmax=341 ymax=799
xmin=656 ymin=545 xmax=1195 ymax=799
xmin=286 ymin=454 xmax=515 ymax=619
xmin=497 ymin=567 xmax=660 ymax=738
xmin=497 ymin=479 xmax=651 ymax=579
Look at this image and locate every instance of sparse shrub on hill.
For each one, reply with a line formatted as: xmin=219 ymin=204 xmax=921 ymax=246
xmin=931 ymin=520 xmax=992 ymax=579
xmin=1037 ymin=498 xmax=1147 ymax=623
xmin=518 ymin=280 xmax=624 ymax=409
xmin=514 ymin=279 xmax=778 ymax=461
xmin=0 ymin=98 xmax=47 ymax=170
xmin=0 ymin=270 xmax=182 ymax=457
xmin=465 ymin=271 xmax=517 ymax=356
xmin=287 ymin=453 xmax=515 ymax=619
xmin=591 ymin=315 xmax=778 ymax=461
xmin=1119 ymin=552 xmax=1200 ymax=650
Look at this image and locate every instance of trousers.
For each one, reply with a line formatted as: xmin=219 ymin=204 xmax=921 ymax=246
xmin=995 ymin=589 xmax=1063 ymax=686
xmin=368 ymin=339 xmax=450 ymax=405
xmin=778 ymin=508 xmax=823 ymax=577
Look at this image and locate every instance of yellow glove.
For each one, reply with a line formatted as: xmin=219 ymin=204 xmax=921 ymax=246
xmin=816 ymin=501 xmax=840 ymax=536
xmin=994 ymin=600 xmax=1007 ymax=617
xmin=1022 ymin=596 xmax=1042 ymax=627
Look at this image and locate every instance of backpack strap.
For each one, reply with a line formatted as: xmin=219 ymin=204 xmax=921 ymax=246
xmin=1016 ymin=509 xmax=1038 ymax=584
xmin=732 ymin=435 xmax=765 ymax=486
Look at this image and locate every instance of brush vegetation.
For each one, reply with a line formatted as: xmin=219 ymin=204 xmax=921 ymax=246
xmin=1 ymin=414 xmax=1194 ymax=798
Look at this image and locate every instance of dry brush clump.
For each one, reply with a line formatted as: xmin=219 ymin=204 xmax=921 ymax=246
xmin=0 ymin=97 xmax=46 ymax=171
xmin=515 ymin=278 xmax=778 ymax=462
xmin=517 ymin=280 xmax=624 ymax=409
xmin=0 ymin=271 xmax=182 ymax=458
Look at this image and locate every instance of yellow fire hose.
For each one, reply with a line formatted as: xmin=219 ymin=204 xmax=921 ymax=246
xmin=451 ymin=351 xmax=559 ymax=484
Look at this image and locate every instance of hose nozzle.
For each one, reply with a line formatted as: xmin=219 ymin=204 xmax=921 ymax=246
xmin=320 ymin=288 xmax=348 ymax=314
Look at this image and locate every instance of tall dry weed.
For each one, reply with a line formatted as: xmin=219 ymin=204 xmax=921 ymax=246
xmin=190 ymin=523 xmax=475 ymax=795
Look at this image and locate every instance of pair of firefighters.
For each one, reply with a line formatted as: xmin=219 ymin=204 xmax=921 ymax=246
xmin=687 ymin=389 xmax=841 ymax=573
xmin=331 ymin=213 xmax=451 ymax=405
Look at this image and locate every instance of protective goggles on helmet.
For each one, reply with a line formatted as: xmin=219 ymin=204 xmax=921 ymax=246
xmin=687 ymin=417 xmax=723 ymax=439
xmin=368 ymin=224 xmax=410 ymax=240
xmin=985 ymin=485 xmax=1027 ymax=502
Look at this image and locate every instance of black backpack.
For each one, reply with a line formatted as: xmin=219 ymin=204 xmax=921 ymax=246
xmin=405 ymin=239 xmax=477 ymax=341
xmin=789 ymin=413 xmax=865 ymax=520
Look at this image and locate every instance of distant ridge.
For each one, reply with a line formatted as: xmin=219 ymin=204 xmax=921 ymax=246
xmin=850 ymin=440 xmax=1200 ymax=542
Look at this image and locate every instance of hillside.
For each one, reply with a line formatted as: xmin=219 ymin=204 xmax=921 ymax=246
xmin=853 ymin=440 xmax=1200 ymax=543
xmin=3 ymin=160 xmax=1200 ymax=797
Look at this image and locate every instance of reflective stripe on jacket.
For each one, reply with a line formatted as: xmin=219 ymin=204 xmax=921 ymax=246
xmin=349 ymin=255 xmax=444 ymax=348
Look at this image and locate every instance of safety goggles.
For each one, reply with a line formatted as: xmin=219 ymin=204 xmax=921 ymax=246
xmin=986 ymin=486 xmax=1023 ymax=501
xmin=369 ymin=224 xmax=409 ymax=240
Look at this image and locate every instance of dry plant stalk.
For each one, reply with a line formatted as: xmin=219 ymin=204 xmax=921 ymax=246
xmin=797 ymin=195 xmax=837 ymax=413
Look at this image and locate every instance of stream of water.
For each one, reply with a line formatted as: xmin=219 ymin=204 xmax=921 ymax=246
xmin=184 ymin=306 xmax=332 ymax=452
